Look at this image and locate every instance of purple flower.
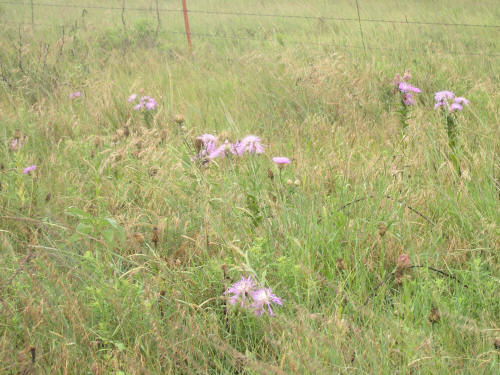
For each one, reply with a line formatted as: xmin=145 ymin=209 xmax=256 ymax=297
xmin=398 ymin=82 xmax=421 ymax=94
xmin=250 ymin=287 xmax=283 ymax=316
xmin=69 ymin=91 xmax=82 ymax=99
xmin=434 ymin=91 xmax=455 ymax=102
xmin=22 ymin=165 xmax=36 ymax=175
xmin=434 ymin=91 xmax=469 ymax=112
xmin=131 ymin=95 xmax=158 ymax=110
xmin=145 ymin=97 xmax=157 ymax=110
xmin=11 ymin=138 xmax=19 ymax=151
xmin=225 ymin=276 xmax=255 ymax=307
xmin=196 ymin=134 xmax=218 ymax=155
xmin=231 ymin=141 xmax=242 ymax=155
xmin=454 ymin=97 xmax=469 ymax=105
xmin=208 ymin=140 xmax=232 ymax=160
xmin=272 ymin=157 xmax=291 ymax=166
xmin=236 ymin=135 xmax=265 ymax=155
xmin=403 ymin=93 xmax=416 ymax=106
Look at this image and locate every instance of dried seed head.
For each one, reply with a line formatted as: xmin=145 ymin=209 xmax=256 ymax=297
xmin=395 ymin=254 xmax=411 ymax=285
xmin=428 ymin=307 xmax=440 ymax=324
xmin=494 ymin=338 xmax=500 ymax=350
xmin=149 ymin=167 xmax=159 ymax=177
xmin=336 ymin=258 xmax=346 ymax=272
xmin=396 ymin=254 xmax=411 ymax=271
xmin=30 ymin=347 xmax=36 ymax=364
xmin=45 ymin=193 xmax=51 ymax=202
xmin=174 ymin=114 xmax=185 ymax=124
xmin=267 ymin=168 xmax=274 ymax=180
xmin=194 ymin=138 xmax=203 ymax=152
xmin=133 ymin=232 xmax=145 ymax=243
xmin=151 ymin=227 xmax=159 ymax=247
xmin=124 ymin=126 xmax=130 ymax=137
xmin=378 ymin=223 xmax=387 ymax=237
xmin=14 ymin=129 xmax=22 ymax=139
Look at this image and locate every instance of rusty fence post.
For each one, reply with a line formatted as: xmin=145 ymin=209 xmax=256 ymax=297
xmin=181 ymin=0 xmax=192 ymax=52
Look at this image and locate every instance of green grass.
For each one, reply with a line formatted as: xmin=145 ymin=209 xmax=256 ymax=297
xmin=1 ymin=0 xmax=499 ymax=373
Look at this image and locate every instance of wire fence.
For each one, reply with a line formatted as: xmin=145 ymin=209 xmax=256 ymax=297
xmin=1 ymin=0 xmax=499 ymax=58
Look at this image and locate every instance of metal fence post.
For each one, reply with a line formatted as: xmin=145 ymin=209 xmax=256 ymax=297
xmin=181 ymin=0 xmax=193 ymax=52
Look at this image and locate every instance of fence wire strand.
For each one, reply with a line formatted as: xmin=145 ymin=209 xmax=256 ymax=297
xmin=2 ymin=21 xmax=498 ymax=58
xmin=1 ymin=1 xmax=500 ymax=28
xmin=0 ymin=1 xmax=498 ymax=58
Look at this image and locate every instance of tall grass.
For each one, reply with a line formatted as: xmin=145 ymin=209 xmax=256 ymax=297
xmin=1 ymin=1 xmax=499 ymax=373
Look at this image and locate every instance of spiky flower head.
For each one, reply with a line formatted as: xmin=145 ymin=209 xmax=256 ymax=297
xmin=236 ymin=135 xmax=265 ymax=155
xmin=225 ymin=276 xmax=255 ymax=307
xmin=434 ymin=91 xmax=469 ymax=111
xmin=22 ymin=165 xmax=36 ymax=175
xmin=272 ymin=157 xmax=291 ymax=168
xmin=250 ymin=287 xmax=283 ymax=316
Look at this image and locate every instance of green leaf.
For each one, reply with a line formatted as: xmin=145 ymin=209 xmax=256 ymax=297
xmin=103 ymin=229 xmax=114 ymax=245
xmin=76 ymin=222 xmax=93 ymax=235
xmin=105 ymin=217 xmax=119 ymax=229
xmin=66 ymin=207 xmax=92 ymax=219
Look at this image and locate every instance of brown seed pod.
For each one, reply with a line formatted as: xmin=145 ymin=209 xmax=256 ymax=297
xmin=378 ymin=223 xmax=387 ymax=237
xmin=174 ymin=114 xmax=185 ymax=124
xmin=151 ymin=227 xmax=159 ymax=247
xmin=494 ymin=338 xmax=500 ymax=350
xmin=428 ymin=307 xmax=440 ymax=324
xmin=194 ymin=138 xmax=203 ymax=153
xmin=267 ymin=168 xmax=274 ymax=180
xmin=336 ymin=258 xmax=346 ymax=272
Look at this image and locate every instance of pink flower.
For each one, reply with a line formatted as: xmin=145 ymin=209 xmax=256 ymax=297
xmin=131 ymin=95 xmax=158 ymax=110
xmin=403 ymin=93 xmax=416 ymax=106
xmin=236 ymin=135 xmax=265 ymax=155
xmin=250 ymin=288 xmax=283 ymax=316
xmin=22 ymin=165 xmax=36 ymax=175
xmin=434 ymin=91 xmax=455 ymax=102
xmin=434 ymin=91 xmax=469 ymax=112
xmin=196 ymin=134 xmax=218 ymax=156
xmin=208 ymin=140 xmax=232 ymax=160
xmin=11 ymin=138 xmax=19 ymax=151
xmin=69 ymin=91 xmax=82 ymax=99
xmin=272 ymin=157 xmax=291 ymax=166
xmin=398 ymin=82 xmax=421 ymax=94
xmin=225 ymin=277 xmax=255 ymax=307
xmin=454 ymin=97 xmax=469 ymax=105
xmin=144 ymin=97 xmax=158 ymax=110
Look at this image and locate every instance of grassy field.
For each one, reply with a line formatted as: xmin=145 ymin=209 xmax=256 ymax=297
xmin=1 ymin=0 xmax=499 ymax=373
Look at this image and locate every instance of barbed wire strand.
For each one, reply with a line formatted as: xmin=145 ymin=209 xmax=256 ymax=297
xmin=2 ymin=21 xmax=499 ymax=58
xmin=1 ymin=1 xmax=499 ymax=28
